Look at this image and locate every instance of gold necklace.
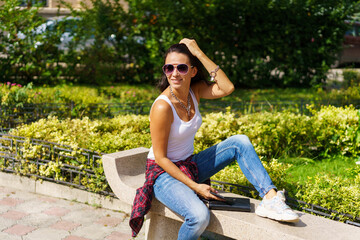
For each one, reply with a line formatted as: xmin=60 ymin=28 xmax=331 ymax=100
xmin=169 ymin=85 xmax=191 ymax=118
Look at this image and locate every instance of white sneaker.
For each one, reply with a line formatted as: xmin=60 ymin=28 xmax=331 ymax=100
xmin=255 ymin=190 xmax=299 ymax=223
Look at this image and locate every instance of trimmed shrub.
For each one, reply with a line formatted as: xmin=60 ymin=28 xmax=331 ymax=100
xmin=195 ymin=106 xmax=360 ymax=158
xmin=8 ymin=105 xmax=360 ymax=158
xmin=296 ymin=170 xmax=360 ymax=222
xmin=0 ymin=0 xmax=66 ymax=84
xmin=3 ymin=106 xmax=360 ymax=221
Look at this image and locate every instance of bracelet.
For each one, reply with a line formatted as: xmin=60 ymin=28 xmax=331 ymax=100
xmin=210 ymin=65 xmax=220 ymax=82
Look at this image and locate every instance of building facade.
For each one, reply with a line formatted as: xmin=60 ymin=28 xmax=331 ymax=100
xmin=18 ymin=0 xmax=126 ymax=18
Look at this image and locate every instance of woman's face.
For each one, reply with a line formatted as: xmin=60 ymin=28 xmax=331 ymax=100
xmin=164 ymin=52 xmax=197 ymax=90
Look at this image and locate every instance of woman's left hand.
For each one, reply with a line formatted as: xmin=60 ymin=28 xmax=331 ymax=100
xmin=179 ymin=38 xmax=203 ymax=58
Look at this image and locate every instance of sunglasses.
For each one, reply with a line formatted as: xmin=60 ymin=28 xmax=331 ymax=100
xmin=162 ymin=64 xmax=193 ymax=75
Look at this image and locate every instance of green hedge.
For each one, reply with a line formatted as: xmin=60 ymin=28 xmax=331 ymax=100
xmin=2 ymin=105 xmax=359 ymax=221
xmin=6 ymin=103 xmax=360 ymax=159
xmin=195 ymin=106 xmax=360 ymax=158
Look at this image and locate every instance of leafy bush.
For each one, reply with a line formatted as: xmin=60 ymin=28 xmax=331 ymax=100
xmin=8 ymin=105 xmax=360 ymax=158
xmin=343 ymin=70 xmax=360 ymax=88
xmin=33 ymin=84 xmax=158 ymax=104
xmin=127 ymin=0 xmax=359 ymax=88
xmin=1 ymin=0 xmax=359 ymax=87
xmin=0 ymin=82 xmax=33 ymax=107
xmin=296 ymin=170 xmax=360 ymax=222
xmin=8 ymin=115 xmax=151 ymax=153
xmin=195 ymin=105 xmax=360 ymax=159
xmin=211 ymin=159 xmax=293 ymax=198
xmin=4 ymin=106 xmax=360 ymax=220
xmin=59 ymin=0 xmax=149 ymax=85
xmin=0 ymin=0 xmax=67 ymax=84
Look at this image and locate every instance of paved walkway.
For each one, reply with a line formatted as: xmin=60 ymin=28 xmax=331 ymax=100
xmin=0 ymin=185 xmax=145 ymax=240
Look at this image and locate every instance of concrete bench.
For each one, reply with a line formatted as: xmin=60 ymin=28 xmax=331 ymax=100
xmin=102 ymin=147 xmax=360 ymax=240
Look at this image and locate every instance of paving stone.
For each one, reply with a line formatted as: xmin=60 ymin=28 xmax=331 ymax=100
xmin=14 ymin=199 xmax=54 ymax=214
xmin=62 ymin=208 xmax=107 ymax=225
xmin=0 ymin=198 xmax=24 ymax=207
xmin=0 ymin=217 xmax=16 ymax=231
xmin=0 ymin=204 xmax=11 ymax=214
xmin=43 ymin=207 xmax=70 ymax=217
xmin=0 ymin=186 xmax=15 ymax=195
xmin=95 ymin=216 xmax=124 ymax=227
xmin=9 ymin=190 xmax=36 ymax=201
xmin=3 ymin=224 xmax=36 ymax=236
xmin=23 ymin=228 xmax=69 ymax=240
xmin=1 ymin=210 xmax=28 ymax=220
xmin=50 ymin=220 xmax=81 ymax=231
xmin=0 ymin=185 xmax=145 ymax=240
xmin=63 ymin=236 xmax=91 ymax=240
xmin=71 ymin=224 xmax=115 ymax=239
xmin=17 ymin=212 xmax=58 ymax=228
xmin=105 ymin=231 xmax=133 ymax=240
xmin=37 ymin=196 xmax=58 ymax=203
xmin=0 ymin=231 xmax=22 ymax=240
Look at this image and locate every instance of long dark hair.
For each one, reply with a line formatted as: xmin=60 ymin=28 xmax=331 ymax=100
xmin=157 ymin=43 xmax=209 ymax=92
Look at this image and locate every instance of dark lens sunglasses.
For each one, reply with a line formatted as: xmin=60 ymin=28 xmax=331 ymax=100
xmin=162 ymin=64 xmax=193 ymax=75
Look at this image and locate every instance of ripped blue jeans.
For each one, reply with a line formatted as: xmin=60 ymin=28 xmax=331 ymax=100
xmin=153 ymin=135 xmax=276 ymax=240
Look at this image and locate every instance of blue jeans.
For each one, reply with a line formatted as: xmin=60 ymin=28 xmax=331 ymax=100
xmin=153 ymin=135 xmax=276 ymax=240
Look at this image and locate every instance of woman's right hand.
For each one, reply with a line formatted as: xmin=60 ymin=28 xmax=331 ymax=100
xmin=195 ymin=183 xmax=223 ymax=201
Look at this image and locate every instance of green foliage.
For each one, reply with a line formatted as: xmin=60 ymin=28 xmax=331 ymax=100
xmin=33 ymin=84 xmax=158 ymax=104
xmin=4 ymin=106 xmax=360 ymax=220
xmin=8 ymin=115 xmax=151 ymax=153
xmin=1 ymin=0 xmax=359 ymax=87
xmin=296 ymin=171 xmax=360 ymax=222
xmin=0 ymin=82 xmax=33 ymax=107
xmin=14 ymin=83 xmax=360 ymax=104
xmin=59 ymin=0 xmax=148 ymax=85
xmin=0 ymin=0 xmax=66 ymax=84
xmin=8 ymin=103 xmax=360 ymax=159
xmin=280 ymin=155 xmax=358 ymax=185
xmin=343 ymin=69 xmax=360 ymax=88
xmin=195 ymin=105 xmax=360 ymax=159
xmin=127 ymin=0 xmax=360 ymax=88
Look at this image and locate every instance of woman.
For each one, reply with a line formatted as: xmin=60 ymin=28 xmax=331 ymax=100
xmin=130 ymin=38 xmax=299 ymax=239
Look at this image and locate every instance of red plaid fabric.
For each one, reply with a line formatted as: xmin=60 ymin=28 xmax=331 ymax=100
xmin=129 ymin=156 xmax=198 ymax=237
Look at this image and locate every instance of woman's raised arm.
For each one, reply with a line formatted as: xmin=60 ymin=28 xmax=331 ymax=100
xmin=180 ymin=38 xmax=235 ymax=100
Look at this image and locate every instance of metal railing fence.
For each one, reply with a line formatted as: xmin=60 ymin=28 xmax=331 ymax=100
xmin=0 ymin=134 xmax=113 ymax=197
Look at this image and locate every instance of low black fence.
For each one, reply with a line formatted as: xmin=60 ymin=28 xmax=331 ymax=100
xmin=0 ymin=134 xmax=113 ymax=197
xmin=0 ymin=133 xmax=359 ymax=227
xmin=2 ymin=99 xmax=360 ymax=132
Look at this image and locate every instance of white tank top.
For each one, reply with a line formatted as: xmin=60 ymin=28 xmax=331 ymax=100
xmin=147 ymin=88 xmax=202 ymax=162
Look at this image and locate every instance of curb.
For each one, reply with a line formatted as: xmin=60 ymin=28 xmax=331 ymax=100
xmin=0 ymin=171 xmax=132 ymax=214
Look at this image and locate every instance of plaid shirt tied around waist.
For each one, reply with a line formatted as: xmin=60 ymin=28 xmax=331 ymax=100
xmin=129 ymin=156 xmax=198 ymax=237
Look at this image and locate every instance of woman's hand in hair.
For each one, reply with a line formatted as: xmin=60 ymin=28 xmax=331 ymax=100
xmin=179 ymin=38 xmax=203 ymax=58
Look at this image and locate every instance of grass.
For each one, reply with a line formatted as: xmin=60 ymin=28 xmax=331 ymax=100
xmin=29 ymin=83 xmax=360 ymax=107
xmin=32 ymin=84 xmax=322 ymax=103
xmin=222 ymin=88 xmax=319 ymax=102
xmin=280 ymin=155 xmax=358 ymax=185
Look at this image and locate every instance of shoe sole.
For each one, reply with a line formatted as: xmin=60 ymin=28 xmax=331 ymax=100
xmin=255 ymin=206 xmax=299 ymax=223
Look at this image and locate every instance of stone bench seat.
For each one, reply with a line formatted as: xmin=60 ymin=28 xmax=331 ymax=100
xmin=102 ymin=147 xmax=360 ymax=240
